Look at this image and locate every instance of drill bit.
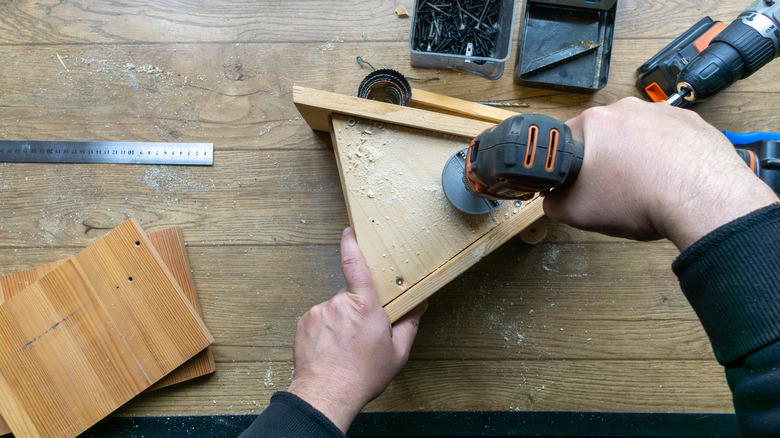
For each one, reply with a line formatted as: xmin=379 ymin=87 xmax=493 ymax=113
xmin=666 ymin=87 xmax=691 ymax=107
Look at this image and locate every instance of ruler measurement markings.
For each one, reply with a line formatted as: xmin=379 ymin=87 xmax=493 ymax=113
xmin=0 ymin=141 xmax=213 ymax=165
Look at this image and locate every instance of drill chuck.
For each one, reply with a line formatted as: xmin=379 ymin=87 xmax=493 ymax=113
xmin=675 ymin=0 xmax=780 ymax=103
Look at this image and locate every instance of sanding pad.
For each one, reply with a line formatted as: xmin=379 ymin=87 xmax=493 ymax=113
xmin=442 ymin=147 xmax=503 ymax=215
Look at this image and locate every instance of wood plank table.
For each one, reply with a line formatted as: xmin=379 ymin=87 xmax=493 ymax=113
xmin=0 ymin=0 xmax=774 ymax=436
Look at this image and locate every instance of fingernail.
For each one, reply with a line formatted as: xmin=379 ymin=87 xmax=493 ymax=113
xmin=343 ymin=227 xmax=352 ymax=236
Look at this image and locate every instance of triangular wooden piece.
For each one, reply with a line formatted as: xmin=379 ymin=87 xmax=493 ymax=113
xmin=294 ymin=87 xmax=544 ymax=322
xmin=0 ymin=219 xmax=214 ymax=438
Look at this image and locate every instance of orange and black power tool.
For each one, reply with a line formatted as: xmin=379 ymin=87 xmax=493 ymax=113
xmin=442 ymin=114 xmax=584 ymax=214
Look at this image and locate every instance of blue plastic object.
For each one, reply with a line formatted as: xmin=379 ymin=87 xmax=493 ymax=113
xmin=723 ymin=131 xmax=780 ymax=146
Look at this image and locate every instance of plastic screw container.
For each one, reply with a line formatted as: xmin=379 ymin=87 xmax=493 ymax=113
xmin=409 ymin=0 xmax=518 ymax=80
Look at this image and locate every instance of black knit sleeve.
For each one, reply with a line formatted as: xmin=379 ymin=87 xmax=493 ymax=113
xmin=239 ymin=392 xmax=346 ymax=438
xmin=672 ymin=203 xmax=780 ymax=437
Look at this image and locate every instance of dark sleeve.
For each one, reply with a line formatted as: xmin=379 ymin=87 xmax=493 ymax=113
xmin=239 ymin=391 xmax=346 ymax=438
xmin=672 ymin=203 xmax=780 ymax=437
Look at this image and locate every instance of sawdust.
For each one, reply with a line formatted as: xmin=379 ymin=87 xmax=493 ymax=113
xmin=485 ymin=306 xmax=526 ymax=349
xmin=56 ymin=45 xmax=202 ymax=142
xmin=142 ymin=166 xmax=215 ymax=193
xmin=258 ymin=116 xmax=301 ymax=137
xmin=263 ymin=365 xmax=277 ymax=388
xmin=317 ymin=32 xmax=345 ymax=53
xmin=334 ymin=118 xmax=532 ymax=295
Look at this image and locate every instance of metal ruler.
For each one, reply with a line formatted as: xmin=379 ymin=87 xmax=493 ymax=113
xmin=0 ymin=141 xmax=213 ymax=165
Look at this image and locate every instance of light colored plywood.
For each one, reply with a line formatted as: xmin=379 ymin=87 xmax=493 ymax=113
xmin=295 ymin=87 xmax=545 ymax=323
xmin=294 ymin=87 xmax=548 ymax=323
xmin=327 ymin=119 xmax=544 ymax=322
xmin=0 ymin=219 xmax=213 ymax=438
xmin=331 ymin=115 xmax=541 ymax=306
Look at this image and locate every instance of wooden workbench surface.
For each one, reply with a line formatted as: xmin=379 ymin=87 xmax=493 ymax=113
xmin=1 ymin=0 xmax=775 ymax=423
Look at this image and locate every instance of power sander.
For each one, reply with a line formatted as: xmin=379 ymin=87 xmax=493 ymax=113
xmin=441 ymin=114 xmax=780 ymax=215
xmin=442 ymin=114 xmax=584 ymax=214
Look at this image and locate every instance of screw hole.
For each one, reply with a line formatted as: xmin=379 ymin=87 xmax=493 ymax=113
xmin=134 ymin=241 xmax=141 ymax=247
xmin=128 ymin=277 xmax=133 ymax=282
xmin=529 ymin=228 xmax=536 ymax=234
xmin=347 ymin=119 xmax=357 ymax=127
xmin=395 ymin=276 xmax=404 ymax=286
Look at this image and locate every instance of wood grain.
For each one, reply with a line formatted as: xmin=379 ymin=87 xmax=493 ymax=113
xmin=0 ymin=0 xmax=768 ymax=427
xmin=113 ymin=360 xmax=733 ymax=416
xmin=0 ymin=220 xmax=213 ymax=438
xmin=295 ymin=86 xmax=496 ymax=137
xmin=0 ymin=228 xmax=216 ymax=391
xmin=328 ymin=111 xmax=544 ymax=321
xmin=145 ymin=228 xmax=218 ymax=390
xmin=410 ymin=88 xmax=518 ymax=123
xmin=0 ymin=227 xmax=215 ymax=436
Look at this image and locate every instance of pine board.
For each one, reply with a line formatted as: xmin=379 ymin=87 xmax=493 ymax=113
xmin=330 ymin=113 xmax=544 ymax=321
xmin=0 ymin=228 xmax=216 ymax=394
xmin=145 ymin=228 xmax=216 ymax=390
xmin=0 ymin=220 xmax=214 ymax=438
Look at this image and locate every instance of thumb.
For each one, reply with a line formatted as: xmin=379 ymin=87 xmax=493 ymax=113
xmin=391 ymin=301 xmax=428 ymax=359
xmin=340 ymin=228 xmax=378 ymax=300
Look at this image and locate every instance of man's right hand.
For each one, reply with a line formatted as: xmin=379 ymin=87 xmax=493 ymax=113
xmin=543 ymin=97 xmax=778 ymax=251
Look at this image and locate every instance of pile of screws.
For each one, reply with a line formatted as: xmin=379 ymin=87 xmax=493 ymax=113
xmin=412 ymin=0 xmax=504 ymax=58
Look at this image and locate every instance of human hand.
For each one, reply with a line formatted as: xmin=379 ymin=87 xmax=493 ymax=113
xmin=286 ymin=228 xmax=427 ymax=433
xmin=543 ymin=97 xmax=778 ymax=250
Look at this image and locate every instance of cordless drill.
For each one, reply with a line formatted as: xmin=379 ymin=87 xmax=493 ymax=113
xmin=666 ymin=0 xmax=780 ymax=106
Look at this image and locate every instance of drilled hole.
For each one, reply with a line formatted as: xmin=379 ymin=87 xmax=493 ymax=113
xmin=128 ymin=277 xmax=133 ymax=282
xmin=134 ymin=241 xmax=141 ymax=247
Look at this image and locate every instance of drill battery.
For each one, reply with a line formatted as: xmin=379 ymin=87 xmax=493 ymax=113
xmin=636 ymin=17 xmax=727 ymax=105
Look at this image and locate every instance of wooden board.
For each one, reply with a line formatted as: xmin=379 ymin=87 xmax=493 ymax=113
xmin=146 ymin=228 xmax=216 ymax=391
xmin=296 ymin=88 xmax=545 ymax=322
xmin=0 ymin=219 xmax=214 ymax=438
xmin=0 ymin=228 xmax=216 ymax=393
xmin=410 ymin=88 xmax=516 ymax=124
xmin=294 ymin=86 xmax=497 ymax=138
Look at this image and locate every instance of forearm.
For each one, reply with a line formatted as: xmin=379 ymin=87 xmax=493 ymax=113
xmin=658 ymin=164 xmax=778 ymax=251
xmin=673 ymin=204 xmax=780 ymax=437
xmin=239 ymin=392 xmax=345 ymax=438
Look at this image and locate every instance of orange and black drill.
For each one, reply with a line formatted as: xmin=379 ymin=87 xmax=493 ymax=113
xmin=442 ymin=114 xmax=584 ymax=214
xmin=638 ymin=0 xmax=780 ymax=106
